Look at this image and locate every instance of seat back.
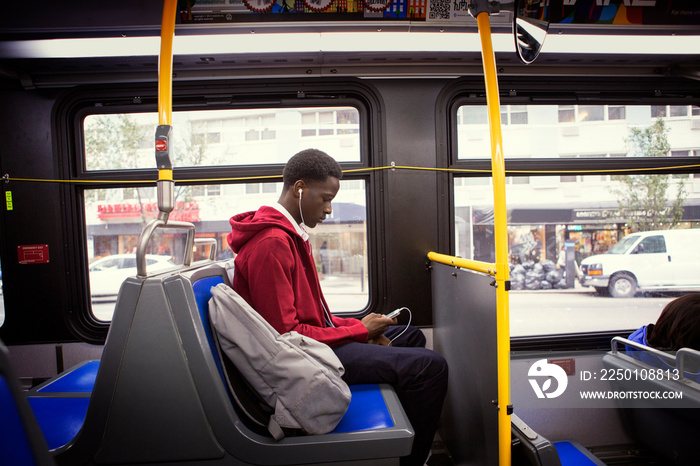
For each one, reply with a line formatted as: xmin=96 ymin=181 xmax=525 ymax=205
xmin=189 ymin=265 xmax=273 ymax=432
xmin=189 ymin=264 xmax=397 ymax=438
xmin=191 ymin=271 xmax=228 ymax=381
xmin=0 ymin=340 xmax=55 ymax=466
xmin=603 ymin=337 xmax=700 ymax=464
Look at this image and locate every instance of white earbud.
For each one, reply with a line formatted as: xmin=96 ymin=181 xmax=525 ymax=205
xmin=298 ymin=188 xmax=306 ymax=226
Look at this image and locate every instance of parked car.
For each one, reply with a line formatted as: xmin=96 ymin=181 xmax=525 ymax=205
xmin=580 ymin=229 xmax=700 ymax=298
xmin=89 ymin=254 xmax=175 ymax=300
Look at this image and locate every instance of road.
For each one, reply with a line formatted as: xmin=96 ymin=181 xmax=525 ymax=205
xmin=1 ymin=280 xmax=675 ymax=336
xmin=321 ymin=278 xmax=672 ymax=337
xmin=508 ymin=287 xmax=669 ymax=336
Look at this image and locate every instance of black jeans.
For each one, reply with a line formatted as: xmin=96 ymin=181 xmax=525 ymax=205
xmin=332 ymin=326 xmax=448 ymax=466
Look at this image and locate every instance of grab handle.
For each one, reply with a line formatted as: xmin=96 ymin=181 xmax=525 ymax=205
xmin=677 ymin=347 xmax=700 ymax=381
xmin=195 ymin=237 xmax=218 ymax=262
xmin=136 ymin=219 xmax=195 ymax=278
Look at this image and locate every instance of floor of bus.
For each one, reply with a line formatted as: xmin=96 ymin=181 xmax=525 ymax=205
xmin=426 ymin=440 xmax=453 ymax=466
xmin=428 ymin=436 xmax=670 ymax=466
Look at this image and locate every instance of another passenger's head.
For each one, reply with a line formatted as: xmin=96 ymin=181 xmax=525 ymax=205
xmin=281 ymin=149 xmax=343 ymax=229
xmin=647 ymin=293 xmax=700 ymax=351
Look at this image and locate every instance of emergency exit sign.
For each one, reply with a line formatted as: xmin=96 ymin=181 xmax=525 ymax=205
xmin=18 ymin=244 xmax=50 ymax=264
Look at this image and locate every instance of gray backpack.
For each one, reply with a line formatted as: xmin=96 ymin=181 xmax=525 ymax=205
xmin=208 ymin=283 xmax=351 ymax=440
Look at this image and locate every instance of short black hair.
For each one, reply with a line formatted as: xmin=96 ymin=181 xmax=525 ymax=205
xmin=282 ymin=148 xmax=343 ymax=188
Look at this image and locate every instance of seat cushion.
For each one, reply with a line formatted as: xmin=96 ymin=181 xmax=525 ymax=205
xmin=332 ymin=384 xmax=394 ymax=433
xmin=28 ymin=397 xmax=90 ymax=450
xmin=36 ymin=361 xmax=99 ymax=394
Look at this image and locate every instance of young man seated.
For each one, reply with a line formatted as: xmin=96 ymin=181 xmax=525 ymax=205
xmin=227 ymin=148 xmax=448 ymax=466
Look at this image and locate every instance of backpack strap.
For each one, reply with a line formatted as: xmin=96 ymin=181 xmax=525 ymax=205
xmin=267 ymin=418 xmax=285 ymax=441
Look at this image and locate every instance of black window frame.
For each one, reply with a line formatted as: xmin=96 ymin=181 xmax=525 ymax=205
xmin=436 ymin=76 xmax=700 ymax=351
xmin=55 ymin=79 xmax=385 ymax=343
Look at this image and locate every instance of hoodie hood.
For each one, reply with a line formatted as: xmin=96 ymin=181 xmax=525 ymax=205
xmin=227 ymin=206 xmax=299 ymax=254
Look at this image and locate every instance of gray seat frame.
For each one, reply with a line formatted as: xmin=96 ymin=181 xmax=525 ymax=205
xmin=55 ymin=263 xmax=413 ymax=465
xmin=602 ymin=337 xmax=700 ymax=465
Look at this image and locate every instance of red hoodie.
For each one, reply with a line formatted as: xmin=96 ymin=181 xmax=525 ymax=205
xmin=227 ymin=205 xmax=369 ymax=347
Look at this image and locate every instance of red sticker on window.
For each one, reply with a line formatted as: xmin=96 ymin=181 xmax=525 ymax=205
xmin=17 ymin=244 xmax=50 ymax=264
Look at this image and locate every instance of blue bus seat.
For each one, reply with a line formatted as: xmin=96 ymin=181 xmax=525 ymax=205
xmin=0 ymin=339 xmax=55 ymax=466
xmin=190 ymin=268 xmax=272 ymax=433
xmin=190 ymin=265 xmax=395 ymax=436
xmin=511 ymin=413 xmax=562 ymax=466
xmin=332 ymin=384 xmax=393 ymax=433
xmin=602 ymin=337 xmax=700 ymax=465
xmin=25 ymin=360 xmax=97 ymax=451
xmin=33 ymin=361 xmax=99 ymax=394
xmin=512 ymin=414 xmax=605 ymax=466
xmin=553 ymin=441 xmax=606 ymax=466
xmin=26 ymin=397 xmax=90 ymax=452
xmin=51 ymin=261 xmax=413 ymax=465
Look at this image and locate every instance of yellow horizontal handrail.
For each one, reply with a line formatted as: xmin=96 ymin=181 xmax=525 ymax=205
xmin=6 ymin=162 xmax=700 ymax=186
xmin=427 ymin=251 xmax=497 ymax=277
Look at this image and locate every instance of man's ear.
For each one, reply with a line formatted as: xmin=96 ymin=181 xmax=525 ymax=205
xmin=293 ymin=180 xmax=306 ymax=198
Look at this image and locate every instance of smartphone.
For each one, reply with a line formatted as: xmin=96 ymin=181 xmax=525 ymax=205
xmin=385 ymin=308 xmax=403 ymax=319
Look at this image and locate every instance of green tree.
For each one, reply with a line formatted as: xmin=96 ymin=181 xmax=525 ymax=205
xmin=610 ymin=119 xmax=687 ymax=232
xmin=84 ymin=114 xmax=151 ymax=222
xmin=172 ymin=119 xmax=211 ymax=202
xmin=84 ymin=113 xmax=214 ymax=223
xmin=84 ymin=114 xmax=148 ymax=171
xmin=84 ymin=112 xmax=221 ymax=258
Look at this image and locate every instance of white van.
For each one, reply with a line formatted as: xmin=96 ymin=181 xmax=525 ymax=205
xmin=580 ymin=229 xmax=700 ymax=298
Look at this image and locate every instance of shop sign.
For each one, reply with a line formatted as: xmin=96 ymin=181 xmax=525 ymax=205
xmin=575 ymin=207 xmax=669 ymax=221
xmin=97 ymin=201 xmax=200 ymax=222
xmin=574 ymin=209 xmax=621 ymax=220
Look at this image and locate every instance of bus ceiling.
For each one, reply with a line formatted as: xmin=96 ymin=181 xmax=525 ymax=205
xmin=0 ymin=1 xmax=699 ymax=87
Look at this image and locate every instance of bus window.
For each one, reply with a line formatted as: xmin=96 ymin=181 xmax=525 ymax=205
xmin=456 ymin=104 xmax=700 ymax=160
xmin=452 ymin=102 xmax=700 ymax=336
xmin=81 ymin=103 xmax=368 ymax=321
xmin=85 ymin=180 xmax=368 ymax=321
xmin=83 ymin=106 xmax=361 ymax=171
xmin=454 ymin=173 xmax=698 ymax=336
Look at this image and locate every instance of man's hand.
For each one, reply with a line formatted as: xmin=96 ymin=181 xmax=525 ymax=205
xmin=361 ymin=313 xmax=397 ymax=341
xmin=368 ymin=334 xmax=392 ymax=346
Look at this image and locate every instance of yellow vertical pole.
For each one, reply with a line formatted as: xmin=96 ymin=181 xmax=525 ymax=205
xmin=154 ymin=0 xmax=177 ymax=222
xmin=159 ymin=0 xmax=176 ymax=128
xmin=157 ymin=0 xmax=177 ymax=184
xmin=476 ymin=11 xmax=512 ymax=466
